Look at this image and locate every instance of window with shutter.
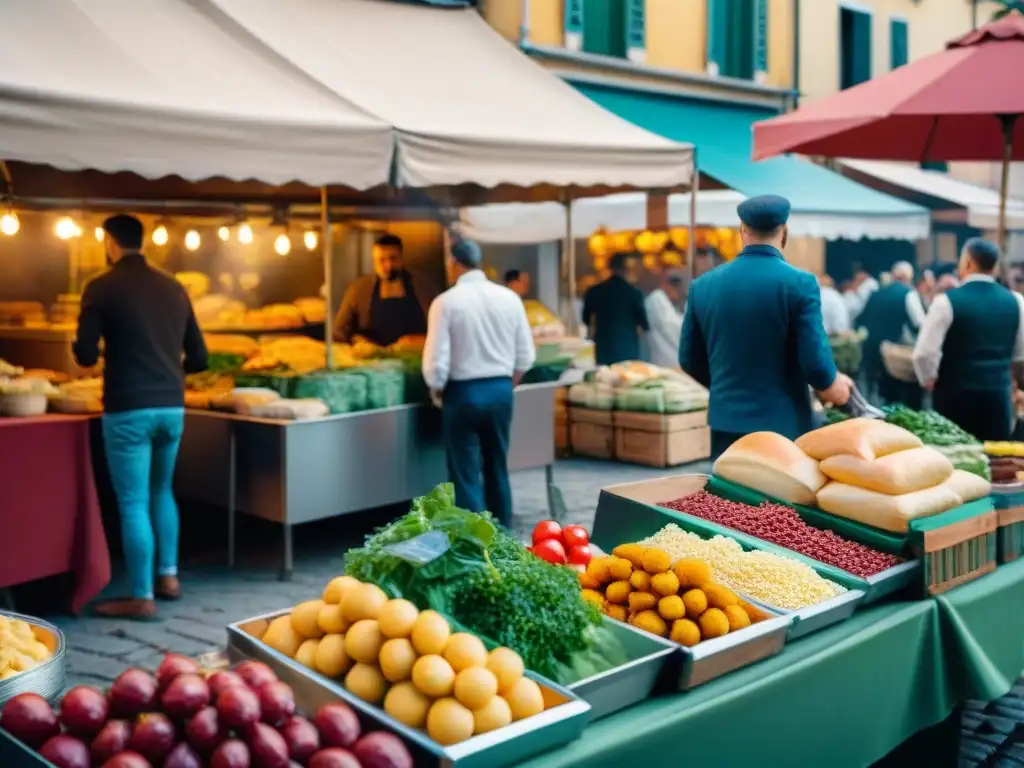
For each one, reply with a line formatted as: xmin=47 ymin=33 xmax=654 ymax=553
xmin=840 ymin=7 xmax=872 ymax=89
xmin=625 ymin=0 xmax=646 ymax=63
xmin=582 ymin=0 xmax=626 ymax=58
xmin=564 ymin=0 xmax=584 ymax=51
xmin=706 ymin=0 xmax=763 ymax=80
xmin=890 ymin=18 xmax=909 ymax=69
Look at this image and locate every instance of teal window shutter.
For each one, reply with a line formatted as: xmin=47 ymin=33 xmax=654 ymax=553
xmin=625 ymin=0 xmax=646 ymax=60
xmin=854 ymin=10 xmax=872 ymax=85
xmin=583 ymin=0 xmax=626 ymax=58
xmin=753 ymin=0 xmax=768 ymax=77
xmin=890 ymin=18 xmax=908 ymax=69
xmin=564 ymin=0 xmax=584 ymax=50
xmin=706 ymin=0 xmax=728 ymax=75
xmin=840 ymin=8 xmax=872 ymax=88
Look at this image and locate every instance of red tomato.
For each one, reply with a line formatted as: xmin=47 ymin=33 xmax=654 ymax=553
xmin=562 ymin=525 xmax=590 ymax=549
xmin=532 ymin=520 xmax=563 ymax=547
xmin=567 ymin=544 xmax=592 ymax=566
xmin=533 ymin=538 xmax=567 ymax=565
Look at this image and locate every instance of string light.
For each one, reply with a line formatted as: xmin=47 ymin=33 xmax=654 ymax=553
xmin=152 ymin=224 xmax=169 ymax=246
xmin=274 ymin=233 xmax=292 ymax=256
xmin=184 ymin=230 xmax=201 ymax=251
xmin=237 ymin=223 xmax=253 ymax=245
xmin=94 ymin=226 xmax=105 ymax=242
xmin=0 ymin=211 xmax=19 ymax=237
xmin=303 ymin=230 xmax=318 ymax=251
xmin=56 ymin=217 xmax=81 ymax=240
xmin=218 ymin=226 xmax=230 ymax=242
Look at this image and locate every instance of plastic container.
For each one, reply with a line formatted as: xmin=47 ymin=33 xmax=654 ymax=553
xmin=0 ymin=611 xmax=66 ymax=707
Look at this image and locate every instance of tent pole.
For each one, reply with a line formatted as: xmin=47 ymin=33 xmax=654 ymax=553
xmin=687 ymin=153 xmax=700 ymax=285
xmin=565 ymin=190 xmax=577 ymax=336
xmin=321 ymin=186 xmax=333 ymax=370
xmin=998 ymin=115 xmax=1017 ymax=255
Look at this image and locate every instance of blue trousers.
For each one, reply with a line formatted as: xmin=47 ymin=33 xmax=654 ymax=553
xmin=101 ymin=408 xmax=185 ymax=600
xmin=442 ymin=377 xmax=514 ymax=528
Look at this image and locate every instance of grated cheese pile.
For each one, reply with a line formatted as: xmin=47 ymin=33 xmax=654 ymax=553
xmin=639 ymin=524 xmax=845 ymax=610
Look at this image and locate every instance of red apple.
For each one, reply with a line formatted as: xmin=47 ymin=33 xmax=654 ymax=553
xmin=164 ymin=742 xmax=203 ymax=768
xmin=353 ymin=732 xmax=413 ymax=768
xmin=258 ymin=682 xmax=295 ymax=726
xmin=40 ymin=734 xmax=91 ymax=768
xmin=217 ymin=685 xmax=261 ymax=730
xmin=185 ymin=706 xmax=224 ymax=754
xmin=313 ymin=704 xmax=360 ymax=749
xmin=59 ymin=685 xmax=109 ymax=738
xmin=247 ymin=722 xmax=289 ymax=768
xmin=156 ymin=654 xmax=200 ymax=691
xmin=234 ymin=661 xmax=276 ymax=691
xmin=208 ymin=671 xmax=246 ymax=698
xmin=0 ymin=692 xmax=60 ymax=748
xmin=280 ymin=716 xmax=320 ymax=764
xmin=128 ymin=712 xmax=175 ymax=765
xmin=100 ymin=753 xmax=152 ymax=768
xmin=91 ymin=720 xmax=133 ymax=765
xmin=162 ymin=674 xmax=210 ymax=721
xmin=109 ymin=669 xmax=158 ymax=718
xmin=211 ymin=739 xmax=251 ymax=768
xmin=308 ymin=748 xmax=361 ymax=768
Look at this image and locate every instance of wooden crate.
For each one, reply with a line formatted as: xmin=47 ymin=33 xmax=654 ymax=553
xmin=568 ymin=407 xmax=614 ymax=426
xmin=611 ymin=410 xmax=710 ymax=468
xmin=912 ymin=508 xmax=998 ymax=596
xmin=570 ymin=422 xmax=615 ymax=460
xmin=998 ymin=507 xmax=1024 ymax=564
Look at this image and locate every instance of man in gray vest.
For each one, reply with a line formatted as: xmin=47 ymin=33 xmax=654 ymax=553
xmin=913 ymin=238 xmax=1024 ymax=441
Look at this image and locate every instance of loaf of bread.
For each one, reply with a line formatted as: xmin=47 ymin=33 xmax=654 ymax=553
xmin=713 ymin=432 xmax=826 ymax=505
xmin=816 ymin=481 xmax=962 ymax=532
xmin=796 ymin=418 xmax=922 ymax=461
xmin=940 ymin=469 xmax=992 ymax=503
xmin=818 ymin=447 xmax=954 ymax=495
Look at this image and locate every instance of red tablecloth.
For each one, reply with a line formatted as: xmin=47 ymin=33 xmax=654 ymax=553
xmin=0 ymin=414 xmax=110 ymax=613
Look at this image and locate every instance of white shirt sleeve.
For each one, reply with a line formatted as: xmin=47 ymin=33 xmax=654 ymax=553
xmin=1014 ymin=292 xmax=1024 ymax=363
xmin=906 ymin=290 xmax=927 ymax=329
xmin=421 ymin=296 xmax=451 ymax=391
xmin=513 ymin=300 xmax=536 ymax=372
xmin=912 ymin=294 xmax=954 ymax=385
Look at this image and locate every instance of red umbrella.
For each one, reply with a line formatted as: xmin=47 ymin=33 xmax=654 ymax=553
xmin=752 ymin=10 xmax=1024 ymax=250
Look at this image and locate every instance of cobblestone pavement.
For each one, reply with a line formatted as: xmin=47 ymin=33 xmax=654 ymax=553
xmin=53 ymin=457 xmax=691 ymax=686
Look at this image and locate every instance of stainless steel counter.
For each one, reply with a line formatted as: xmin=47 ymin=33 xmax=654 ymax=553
xmin=174 ymin=380 xmax=562 ymax=578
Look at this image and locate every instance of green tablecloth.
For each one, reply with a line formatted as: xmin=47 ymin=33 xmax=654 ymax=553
xmin=525 ymin=560 xmax=1024 ymax=768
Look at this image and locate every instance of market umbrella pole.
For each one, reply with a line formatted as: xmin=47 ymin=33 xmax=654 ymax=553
xmin=687 ymin=155 xmax=699 ymax=285
xmin=321 ymin=186 xmax=333 ymax=369
xmin=998 ymin=114 xmax=1018 ymax=254
xmin=564 ymin=192 xmax=577 ymax=336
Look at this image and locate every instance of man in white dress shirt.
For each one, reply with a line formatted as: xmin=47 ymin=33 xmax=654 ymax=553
xmin=818 ymin=275 xmax=851 ymax=336
xmin=645 ymin=270 xmax=686 ymax=368
xmin=843 ymin=270 xmax=879 ymax=324
xmin=913 ymin=238 xmax=1024 ymax=441
xmin=422 ymin=237 xmax=536 ymax=527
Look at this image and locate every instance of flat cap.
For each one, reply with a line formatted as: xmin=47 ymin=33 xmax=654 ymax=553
xmin=737 ymin=194 xmax=791 ymax=231
xmin=451 ymin=237 xmax=483 ymax=268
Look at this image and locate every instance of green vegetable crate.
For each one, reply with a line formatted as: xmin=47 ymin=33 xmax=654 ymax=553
xmin=991 ymin=484 xmax=1024 ymax=564
xmin=907 ymin=499 xmax=997 ymax=595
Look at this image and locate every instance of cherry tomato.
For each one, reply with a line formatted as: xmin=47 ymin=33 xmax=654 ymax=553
xmin=567 ymin=544 xmax=592 ymax=566
xmin=532 ymin=520 xmax=563 ymax=547
xmin=533 ymin=538 xmax=567 ymax=565
xmin=562 ymin=525 xmax=590 ymax=549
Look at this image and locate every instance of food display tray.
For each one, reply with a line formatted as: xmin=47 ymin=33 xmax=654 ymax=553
xmin=0 ymin=611 xmax=66 ymax=708
xmin=746 ymin=589 xmax=865 ymax=641
xmin=566 ymin=616 xmax=677 ymax=720
xmin=227 ymin=611 xmax=590 ymax=768
xmin=0 ymin=727 xmax=50 ymax=767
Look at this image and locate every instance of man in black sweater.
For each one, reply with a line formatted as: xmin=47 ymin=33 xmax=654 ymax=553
xmin=73 ymin=215 xmax=207 ymax=620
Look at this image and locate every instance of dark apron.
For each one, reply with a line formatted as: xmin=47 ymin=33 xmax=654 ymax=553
xmin=367 ymin=274 xmax=426 ymax=347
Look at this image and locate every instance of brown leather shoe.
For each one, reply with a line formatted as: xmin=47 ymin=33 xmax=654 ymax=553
xmin=156 ymin=576 xmax=182 ymax=601
xmin=91 ymin=598 xmax=159 ymax=621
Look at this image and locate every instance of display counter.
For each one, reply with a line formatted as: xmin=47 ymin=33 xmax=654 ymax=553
xmin=174 ymin=379 xmax=563 ymax=577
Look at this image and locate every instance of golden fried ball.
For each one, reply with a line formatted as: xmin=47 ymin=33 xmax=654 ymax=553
xmin=611 ymin=543 xmax=647 ymax=568
xmin=650 ymin=571 xmax=680 ymax=597
xmin=724 ymin=605 xmax=752 ymax=631
xmin=704 ymin=584 xmax=740 ymax=610
xmin=641 ymin=548 xmax=672 ymax=575
xmin=586 ymin=557 xmax=612 ymax=583
xmin=672 ymin=558 xmax=712 ymax=589
xmin=658 ymin=595 xmax=685 ymax=621
xmin=670 ymin=619 xmax=701 ymax=647
xmin=604 ymin=604 xmax=627 ymax=622
xmin=632 ymin=610 xmax=668 ymax=637
xmin=607 ymin=557 xmax=633 ymax=581
xmin=629 ymin=571 xmax=651 ymax=591
xmin=581 ymin=589 xmax=605 ymax=608
xmin=578 ymin=571 xmax=602 ymax=590
xmin=628 ymin=591 xmax=657 ymax=613
xmin=682 ymin=588 xmax=708 ymax=618
xmin=604 ymin=580 xmax=632 ymax=605
xmin=698 ymin=608 xmax=730 ymax=639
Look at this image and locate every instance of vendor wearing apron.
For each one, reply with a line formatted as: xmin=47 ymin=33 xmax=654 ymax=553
xmin=422 ymin=239 xmax=535 ymax=528
xmin=913 ymin=238 xmax=1024 ymax=441
xmin=333 ymin=233 xmax=429 ymax=347
xmin=679 ymin=195 xmax=852 ymax=459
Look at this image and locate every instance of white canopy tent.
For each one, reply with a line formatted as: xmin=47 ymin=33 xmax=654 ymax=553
xmin=0 ymin=0 xmax=394 ymax=188
xmin=460 ymin=190 xmax=931 ymax=244
xmin=840 ymin=160 xmax=1024 ymax=232
xmin=207 ymin=0 xmax=694 ymax=191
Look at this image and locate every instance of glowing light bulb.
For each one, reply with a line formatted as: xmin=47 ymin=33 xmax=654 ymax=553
xmin=303 ymin=230 xmax=318 ymax=251
xmin=218 ymin=226 xmax=230 ymax=242
xmin=56 ymin=217 xmax=80 ymax=240
xmin=237 ymin=223 xmax=253 ymax=245
xmin=152 ymin=225 xmax=169 ymax=246
xmin=1 ymin=212 xmax=20 ymax=236
xmin=184 ymin=230 xmax=201 ymax=251
xmin=274 ymin=233 xmax=292 ymax=256
xmin=94 ymin=226 xmax=105 ymax=242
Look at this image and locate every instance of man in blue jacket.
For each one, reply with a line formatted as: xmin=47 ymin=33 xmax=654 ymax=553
xmin=679 ymin=195 xmax=851 ymax=458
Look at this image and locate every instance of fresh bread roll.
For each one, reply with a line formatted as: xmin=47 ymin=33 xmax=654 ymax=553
xmin=713 ymin=432 xmax=826 ymax=505
xmin=816 ymin=481 xmax=962 ymax=532
xmin=796 ymin=418 xmax=921 ymax=461
xmin=819 ymin=447 xmax=953 ymax=495
xmin=939 ymin=469 xmax=991 ymax=503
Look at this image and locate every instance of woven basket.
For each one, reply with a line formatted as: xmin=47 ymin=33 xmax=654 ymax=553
xmin=881 ymin=342 xmax=917 ymax=383
xmin=0 ymin=392 xmax=48 ymax=417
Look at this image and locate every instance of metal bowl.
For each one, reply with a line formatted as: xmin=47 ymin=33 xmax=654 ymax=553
xmin=0 ymin=611 xmax=67 ymax=707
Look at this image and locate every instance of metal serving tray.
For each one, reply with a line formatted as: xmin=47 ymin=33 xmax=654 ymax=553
xmin=227 ymin=611 xmax=590 ymax=768
xmin=750 ymin=589 xmax=866 ymax=641
xmin=0 ymin=611 xmax=66 ymax=708
xmin=567 ymin=616 xmax=677 ymax=721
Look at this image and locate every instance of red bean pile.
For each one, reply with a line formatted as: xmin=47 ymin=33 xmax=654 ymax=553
xmin=658 ymin=491 xmax=901 ymax=577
